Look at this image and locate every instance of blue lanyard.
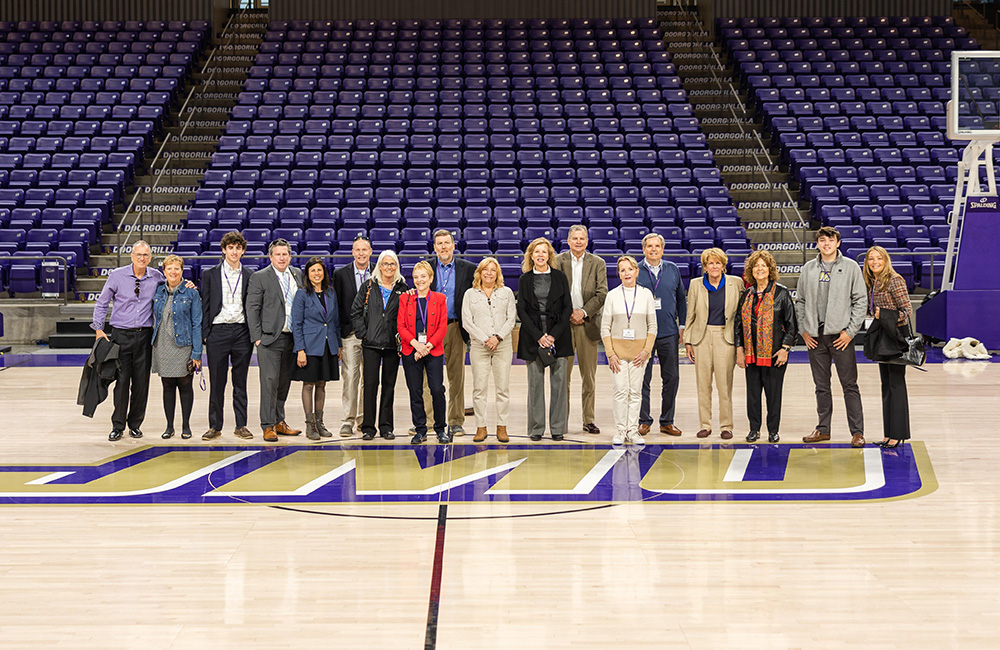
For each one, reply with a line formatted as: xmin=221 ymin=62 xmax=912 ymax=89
xmin=416 ymin=295 xmax=429 ymax=331
xmin=622 ymin=285 xmax=638 ymax=326
xmin=223 ymin=267 xmax=241 ymax=302
xmin=644 ymin=264 xmax=662 ymax=293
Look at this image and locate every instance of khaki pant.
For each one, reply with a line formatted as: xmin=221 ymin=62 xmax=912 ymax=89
xmin=423 ymin=321 xmax=467 ymax=426
xmin=693 ymin=325 xmax=736 ymax=432
xmin=566 ymin=323 xmax=599 ymax=425
xmin=339 ymin=334 xmax=363 ymax=428
xmin=469 ymin=338 xmax=513 ymax=427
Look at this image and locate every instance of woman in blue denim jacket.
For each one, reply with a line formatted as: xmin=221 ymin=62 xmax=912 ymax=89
xmin=152 ymin=255 xmax=203 ymax=439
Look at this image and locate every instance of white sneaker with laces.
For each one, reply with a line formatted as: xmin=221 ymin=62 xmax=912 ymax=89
xmin=626 ymin=430 xmax=645 ymax=445
xmin=612 ymin=432 xmax=626 ymax=445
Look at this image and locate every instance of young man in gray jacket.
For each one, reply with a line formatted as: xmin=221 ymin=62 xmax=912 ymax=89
xmin=794 ymin=227 xmax=869 ymax=448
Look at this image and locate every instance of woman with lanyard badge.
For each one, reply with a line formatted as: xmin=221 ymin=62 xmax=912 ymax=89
xmin=601 ymin=256 xmax=658 ymax=445
xmin=291 ymin=258 xmax=342 ymax=441
xmin=398 ymin=261 xmax=450 ymax=444
xmin=351 ymin=250 xmax=408 ymax=441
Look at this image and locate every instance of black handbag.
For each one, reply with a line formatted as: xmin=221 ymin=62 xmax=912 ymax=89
xmin=536 ymin=344 xmax=557 ymax=367
xmin=888 ymin=323 xmax=926 ymax=368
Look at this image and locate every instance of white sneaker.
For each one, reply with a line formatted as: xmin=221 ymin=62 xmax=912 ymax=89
xmin=626 ymin=430 xmax=645 ymax=445
xmin=612 ymin=432 xmax=626 ymax=445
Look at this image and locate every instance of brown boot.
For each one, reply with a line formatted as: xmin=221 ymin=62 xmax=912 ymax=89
xmin=275 ymin=421 xmax=301 ymax=436
xmin=262 ymin=427 xmax=278 ymax=442
xmin=473 ymin=427 xmax=488 ymax=442
xmin=496 ymin=426 xmax=509 ymax=443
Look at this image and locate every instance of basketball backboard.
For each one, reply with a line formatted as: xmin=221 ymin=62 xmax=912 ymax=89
xmin=951 ymin=50 xmax=1000 ymax=138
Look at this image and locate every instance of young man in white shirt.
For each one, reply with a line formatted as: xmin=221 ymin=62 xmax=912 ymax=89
xmin=201 ymin=231 xmax=255 ymax=441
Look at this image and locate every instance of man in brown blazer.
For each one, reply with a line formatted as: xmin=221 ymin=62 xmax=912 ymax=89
xmin=558 ymin=225 xmax=609 ymax=433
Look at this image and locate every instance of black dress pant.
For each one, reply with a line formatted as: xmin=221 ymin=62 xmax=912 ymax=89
xmin=745 ymin=363 xmax=787 ymax=435
xmin=361 ymin=347 xmax=400 ymax=436
xmin=109 ymin=326 xmax=153 ymax=431
xmin=402 ymin=352 xmax=446 ymax=436
xmin=206 ymin=322 xmax=252 ymax=431
xmin=879 ymin=363 xmax=910 ymax=440
xmin=640 ymin=334 xmax=680 ymax=426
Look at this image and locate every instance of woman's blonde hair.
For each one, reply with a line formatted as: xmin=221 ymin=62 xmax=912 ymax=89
xmin=522 ymin=237 xmax=558 ymax=273
xmin=742 ymin=250 xmax=779 ymax=285
xmin=161 ymin=254 xmax=184 ymax=270
xmin=473 ymin=256 xmax=504 ymax=290
xmin=863 ymin=245 xmax=899 ymax=292
xmin=617 ymin=255 xmax=639 ymax=275
xmin=411 ymin=260 xmax=434 ymax=281
xmin=375 ymin=249 xmax=403 ymax=287
xmin=700 ymin=247 xmax=728 ymax=269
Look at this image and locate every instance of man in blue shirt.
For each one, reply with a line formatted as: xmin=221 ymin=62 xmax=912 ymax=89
xmin=91 ymin=241 xmax=163 ymax=441
xmin=635 ymin=233 xmax=687 ymax=437
xmin=426 ymin=229 xmax=476 ymax=435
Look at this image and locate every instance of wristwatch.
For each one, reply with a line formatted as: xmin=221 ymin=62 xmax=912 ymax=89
xmin=495 ymin=334 xmax=503 ymax=342
xmin=781 ymin=345 xmax=791 ymax=351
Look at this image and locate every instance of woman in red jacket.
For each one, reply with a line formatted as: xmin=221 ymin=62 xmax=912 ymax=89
xmin=398 ymin=260 xmax=449 ymax=444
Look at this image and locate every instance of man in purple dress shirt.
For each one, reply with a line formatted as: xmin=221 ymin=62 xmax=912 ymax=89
xmin=91 ymin=241 xmax=163 ymax=441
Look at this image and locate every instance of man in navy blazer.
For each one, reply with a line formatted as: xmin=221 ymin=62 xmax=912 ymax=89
xmin=200 ymin=231 xmax=255 ymax=441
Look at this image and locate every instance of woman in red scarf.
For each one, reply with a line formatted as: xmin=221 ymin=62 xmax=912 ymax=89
xmin=734 ymin=251 xmax=797 ymax=443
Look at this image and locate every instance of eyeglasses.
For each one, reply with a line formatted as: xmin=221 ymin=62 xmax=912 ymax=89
xmin=132 ymin=252 xmax=152 ymax=259
xmin=134 ymin=278 xmax=141 ymax=297
xmin=353 ymin=233 xmax=371 ymax=242
xmin=380 ymin=261 xmax=398 ymax=268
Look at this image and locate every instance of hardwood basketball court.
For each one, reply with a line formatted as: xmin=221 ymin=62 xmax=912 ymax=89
xmin=0 ymin=353 xmax=997 ymax=648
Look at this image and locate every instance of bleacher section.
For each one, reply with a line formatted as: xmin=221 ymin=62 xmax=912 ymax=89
xmin=719 ymin=15 xmax=972 ymax=290
xmin=0 ymin=19 xmax=209 ymax=295
xmin=178 ymin=18 xmax=740 ymax=290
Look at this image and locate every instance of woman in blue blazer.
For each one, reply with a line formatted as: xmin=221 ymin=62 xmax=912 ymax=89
xmin=292 ymin=257 xmax=342 ymax=440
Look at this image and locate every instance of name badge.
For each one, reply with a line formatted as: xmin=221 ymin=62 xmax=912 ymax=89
xmin=621 ymin=328 xmax=636 ymax=340
xmin=653 ymin=298 xmax=662 ymax=310
xmin=864 ymin=317 xmax=873 ymax=330
xmin=417 ymin=333 xmax=427 ymax=344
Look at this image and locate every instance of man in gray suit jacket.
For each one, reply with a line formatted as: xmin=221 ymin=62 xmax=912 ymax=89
xmin=558 ymin=225 xmax=608 ymax=434
xmin=246 ymin=239 xmax=304 ymax=442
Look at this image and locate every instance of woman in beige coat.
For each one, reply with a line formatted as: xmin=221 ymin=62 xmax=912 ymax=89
xmin=683 ymin=248 xmax=744 ymax=439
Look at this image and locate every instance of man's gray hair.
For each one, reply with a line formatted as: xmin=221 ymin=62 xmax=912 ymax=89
xmin=567 ymin=224 xmax=588 ymax=238
xmin=641 ymin=232 xmax=665 ymax=249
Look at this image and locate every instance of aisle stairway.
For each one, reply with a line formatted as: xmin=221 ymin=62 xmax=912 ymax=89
xmin=50 ymin=11 xmax=267 ymax=348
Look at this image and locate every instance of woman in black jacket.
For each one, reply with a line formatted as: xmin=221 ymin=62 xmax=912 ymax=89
xmin=734 ymin=250 xmax=797 ymax=443
xmin=350 ymin=249 xmax=408 ymax=440
xmin=516 ymin=237 xmax=573 ymax=441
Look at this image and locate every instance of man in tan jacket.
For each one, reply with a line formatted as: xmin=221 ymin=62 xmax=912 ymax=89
xmin=558 ymin=225 xmax=609 ymax=434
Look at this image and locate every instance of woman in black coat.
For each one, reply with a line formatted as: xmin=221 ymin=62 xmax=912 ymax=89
xmin=350 ymin=249 xmax=408 ymax=441
xmin=734 ymin=250 xmax=797 ymax=443
xmin=516 ymin=237 xmax=573 ymax=441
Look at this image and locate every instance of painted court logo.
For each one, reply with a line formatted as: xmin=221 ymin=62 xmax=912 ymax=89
xmin=0 ymin=444 xmax=936 ymax=505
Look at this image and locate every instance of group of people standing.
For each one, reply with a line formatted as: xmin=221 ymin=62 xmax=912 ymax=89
xmin=88 ymin=224 xmax=913 ymax=448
